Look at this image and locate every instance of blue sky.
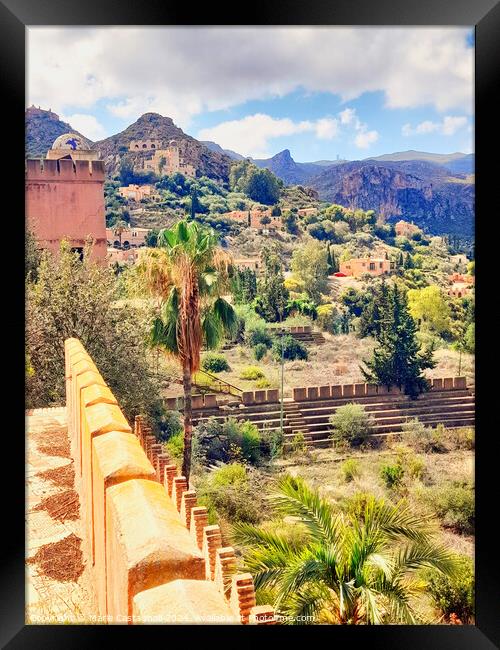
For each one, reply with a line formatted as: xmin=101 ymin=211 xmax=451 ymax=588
xmin=27 ymin=27 xmax=474 ymax=161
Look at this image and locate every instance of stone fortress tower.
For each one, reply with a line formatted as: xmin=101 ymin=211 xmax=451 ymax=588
xmin=129 ymin=137 xmax=196 ymax=177
xmin=26 ymin=133 xmax=107 ymax=260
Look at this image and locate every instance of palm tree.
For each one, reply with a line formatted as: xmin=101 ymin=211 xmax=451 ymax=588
xmin=232 ymin=476 xmax=456 ymax=625
xmin=138 ymin=220 xmax=236 ymax=480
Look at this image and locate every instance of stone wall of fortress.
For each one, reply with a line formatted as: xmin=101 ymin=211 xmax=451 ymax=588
xmin=65 ymin=338 xmax=276 ymax=624
xmin=26 ymin=159 xmax=107 ymax=260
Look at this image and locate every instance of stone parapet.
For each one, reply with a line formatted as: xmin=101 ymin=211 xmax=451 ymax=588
xmin=65 ymin=338 xmax=276 ymax=625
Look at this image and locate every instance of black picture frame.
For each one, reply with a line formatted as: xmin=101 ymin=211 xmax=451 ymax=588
xmin=3 ymin=0 xmax=499 ymax=647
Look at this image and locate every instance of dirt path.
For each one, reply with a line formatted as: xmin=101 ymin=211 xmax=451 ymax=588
xmin=26 ymin=407 xmax=98 ymax=624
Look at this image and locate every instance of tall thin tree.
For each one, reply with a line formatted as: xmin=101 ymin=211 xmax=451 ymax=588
xmin=138 ymin=220 xmax=236 ymax=480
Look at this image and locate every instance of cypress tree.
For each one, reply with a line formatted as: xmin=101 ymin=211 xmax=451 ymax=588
xmin=358 ymin=279 xmax=389 ymax=338
xmin=254 ymin=243 xmax=289 ymax=322
xmin=361 ymin=284 xmax=435 ymax=399
xmin=404 ymin=252 xmax=414 ymax=270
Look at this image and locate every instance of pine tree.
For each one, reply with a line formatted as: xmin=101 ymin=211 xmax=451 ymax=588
xmin=361 ymin=284 xmax=435 ymax=399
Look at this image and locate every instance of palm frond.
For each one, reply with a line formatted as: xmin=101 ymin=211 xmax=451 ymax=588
xmin=213 ymin=297 xmax=237 ymax=334
xmin=279 ymin=584 xmax=330 ymax=625
xmin=269 ymin=475 xmax=342 ymax=547
xmin=392 ymin=540 xmax=457 ymax=577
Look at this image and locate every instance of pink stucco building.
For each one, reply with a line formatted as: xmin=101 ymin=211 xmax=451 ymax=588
xmin=339 ymin=257 xmax=392 ymax=278
xmin=25 ymin=133 xmax=107 ymax=261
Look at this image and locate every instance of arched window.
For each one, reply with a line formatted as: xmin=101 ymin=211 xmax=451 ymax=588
xmin=135 ymin=144 xmax=139 ymax=149
xmin=142 ymin=143 xmax=147 ymax=149
xmin=151 ymin=143 xmax=156 ymax=148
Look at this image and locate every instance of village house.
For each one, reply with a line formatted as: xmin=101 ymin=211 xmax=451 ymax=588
xmin=448 ymin=273 xmax=474 ymax=285
xmin=450 ymin=253 xmax=469 ymax=269
xmin=106 ymin=227 xmax=150 ymax=249
xmin=448 ymin=283 xmax=473 ymax=299
xmin=106 ymin=247 xmax=139 ymax=265
xmin=233 ymin=257 xmax=261 ymax=274
xmin=118 ymin=184 xmax=156 ymax=201
xmin=339 ymin=257 xmax=392 ymax=278
xmin=223 ymin=209 xmax=282 ymax=233
xmin=394 ymin=219 xmax=422 ymax=238
xmin=297 ymin=207 xmax=318 ymax=217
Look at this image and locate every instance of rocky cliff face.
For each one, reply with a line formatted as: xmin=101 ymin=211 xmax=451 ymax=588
xmin=309 ymin=160 xmax=474 ymax=236
xmin=25 ymin=107 xmax=87 ymax=158
xmin=92 ymin=113 xmax=232 ymax=181
xmin=253 ymin=149 xmax=323 ymax=185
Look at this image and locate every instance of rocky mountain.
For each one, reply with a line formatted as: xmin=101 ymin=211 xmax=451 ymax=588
xmin=367 ymin=150 xmax=474 ymax=175
xmin=309 ymin=160 xmax=474 ymax=236
xmin=253 ymin=149 xmax=326 ymax=185
xmin=25 ymin=106 xmax=89 ymax=158
xmin=444 ymin=154 xmax=474 ymax=175
xmin=201 ymin=141 xmax=245 ymax=161
xmin=92 ymin=113 xmax=233 ymax=181
xmin=367 ymin=149 xmax=467 ymax=165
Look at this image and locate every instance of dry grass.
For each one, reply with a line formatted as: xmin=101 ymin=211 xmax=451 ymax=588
xmin=27 ymin=533 xmax=85 ymax=583
xmin=274 ymin=437 xmax=474 ymax=558
xmin=196 ymin=333 xmax=473 ymax=397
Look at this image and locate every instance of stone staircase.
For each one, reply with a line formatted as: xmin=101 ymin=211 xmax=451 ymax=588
xmin=190 ymin=386 xmax=475 ymax=448
xmin=270 ymin=325 xmax=325 ymax=345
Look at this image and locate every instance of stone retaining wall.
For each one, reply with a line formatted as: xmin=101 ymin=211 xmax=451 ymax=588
xmin=292 ymin=377 xmax=468 ymax=402
xmin=65 ymin=338 xmax=276 ymax=625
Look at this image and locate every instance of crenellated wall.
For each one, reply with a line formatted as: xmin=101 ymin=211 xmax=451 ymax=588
xmin=292 ymin=377 xmax=468 ymax=402
xmin=26 ymin=158 xmax=107 ymax=260
xmin=65 ymin=338 xmax=276 ymax=625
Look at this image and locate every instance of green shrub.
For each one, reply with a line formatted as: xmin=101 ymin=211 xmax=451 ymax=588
xmin=426 ymin=555 xmax=475 ymax=623
xmin=380 ymin=463 xmax=405 ymax=488
xmin=246 ymin=326 xmax=274 ymax=349
xmin=255 ymin=378 xmax=271 ymax=388
xmin=240 ymin=365 xmax=265 ymax=380
xmin=394 ymin=445 xmax=426 ymax=481
xmin=196 ymin=462 xmax=264 ymax=525
xmin=341 ymin=458 xmax=360 ymax=482
xmin=424 ymin=481 xmax=474 ymax=535
xmin=156 ymin=410 xmax=183 ymax=442
xmin=164 ymin=431 xmax=183 ymax=462
xmin=289 ymin=432 xmax=308 ymax=455
xmin=201 ymin=352 xmax=230 ymax=373
xmin=195 ymin=417 xmax=263 ymax=465
xmin=445 ymin=427 xmax=475 ymax=451
xmin=253 ymin=343 xmax=268 ymax=361
xmin=271 ymin=334 xmax=308 ymax=361
xmin=329 ymin=403 xmax=372 ymax=447
xmin=210 ymin=462 xmax=248 ymax=488
xmin=402 ymin=419 xmax=447 ymax=453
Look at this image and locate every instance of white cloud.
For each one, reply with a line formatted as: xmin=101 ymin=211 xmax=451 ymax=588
xmin=60 ymin=113 xmax=106 ymax=141
xmin=339 ymin=108 xmax=356 ymax=125
xmin=442 ymin=115 xmax=468 ymax=135
xmin=355 ymin=130 xmax=379 ymax=149
xmin=314 ymin=118 xmax=339 ymax=140
xmin=198 ymin=114 xmax=318 ymax=158
xmin=402 ymin=115 xmax=468 ymax=137
xmin=198 ymin=109 xmax=376 ymax=157
xmin=27 ymin=27 xmax=474 ymax=135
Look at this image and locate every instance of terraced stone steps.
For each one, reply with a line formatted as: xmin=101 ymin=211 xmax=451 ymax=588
xmin=190 ymin=387 xmax=474 ymax=448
